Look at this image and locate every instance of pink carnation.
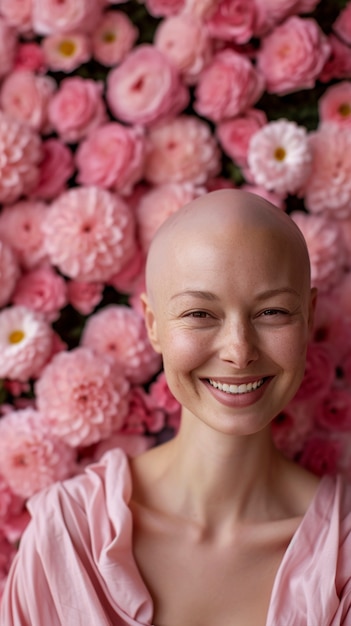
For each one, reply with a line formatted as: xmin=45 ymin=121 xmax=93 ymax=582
xmin=0 ymin=112 xmax=42 ymax=205
xmin=247 ymin=119 xmax=312 ymax=196
xmin=35 ymin=347 xmax=130 ymax=447
xmin=319 ymin=35 xmax=351 ymax=83
xmin=205 ymin=0 xmax=256 ymax=43
xmin=318 ymin=81 xmax=351 ymax=128
xmin=0 ymin=0 xmax=32 ymax=33
xmin=11 ymin=266 xmax=68 ymax=322
xmin=144 ymin=115 xmax=220 ymax=186
xmin=303 ymin=124 xmax=351 ymax=218
xmin=81 ymin=305 xmax=161 ymax=385
xmin=67 ymin=280 xmax=104 ymax=315
xmin=92 ymin=10 xmax=138 ymax=67
xmin=0 ymin=16 xmax=17 ymax=80
xmin=194 ymin=48 xmax=265 ymax=123
xmin=43 ymin=186 xmax=136 ymax=282
xmin=291 ymin=211 xmax=347 ymax=292
xmin=0 ymin=409 xmax=76 ymax=498
xmin=217 ymin=108 xmax=267 ymax=168
xmin=0 ymin=305 xmax=53 ymax=382
xmin=257 ymin=16 xmax=330 ymax=95
xmin=75 ymin=122 xmax=145 ymax=195
xmin=0 ymin=240 xmax=20 ymax=308
xmin=106 ymin=44 xmax=189 ymax=126
xmin=42 ymin=32 xmax=91 ymax=72
xmin=0 ymin=70 xmax=55 ymax=133
xmin=0 ymin=201 xmax=48 ymax=270
xmin=143 ymin=0 xmax=185 ymax=17
xmin=31 ymin=138 xmax=75 ymax=201
xmin=333 ymin=2 xmax=351 ymax=46
xmin=48 ymin=77 xmax=106 ymax=143
xmin=32 ymin=0 xmax=103 ymax=35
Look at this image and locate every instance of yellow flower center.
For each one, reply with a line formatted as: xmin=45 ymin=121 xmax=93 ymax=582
xmin=8 ymin=329 xmax=25 ymax=344
xmin=274 ymin=146 xmax=286 ymax=161
xmin=58 ymin=40 xmax=76 ymax=57
xmin=102 ymin=30 xmax=116 ymax=44
xmin=338 ymin=102 xmax=351 ymax=117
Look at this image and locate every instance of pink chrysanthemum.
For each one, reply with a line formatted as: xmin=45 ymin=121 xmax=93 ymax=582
xmin=0 ymin=240 xmax=20 ymax=308
xmin=303 ymin=124 xmax=351 ymax=218
xmin=81 ymin=305 xmax=161 ymax=385
xmin=247 ymin=119 xmax=312 ymax=196
xmin=0 ymin=201 xmax=49 ymax=270
xmin=0 ymin=112 xmax=42 ymax=205
xmin=43 ymin=186 xmax=136 ymax=282
xmin=35 ymin=347 xmax=130 ymax=447
xmin=0 ymin=306 xmax=53 ymax=382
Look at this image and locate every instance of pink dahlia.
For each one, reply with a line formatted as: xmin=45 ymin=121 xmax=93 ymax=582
xmin=35 ymin=347 xmax=130 ymax=447
xmin=11 ymin=265 xmax=68 ymax=322
xmin=0 ymin=408 xmax=76 ymax=499
xmin=0 ymin=200 xmax=49 ymax=270
xmin=247 ymin=119 xmax=312 ymax=196
xmin=0 ymin=240 xmax=20 ymax=308
xmin=0 ymin=112 xmax=42 ymax=205
xmin=43 ymin=186 xmax=136 ymax=282
xmin=303 ymin=124 xmax=351 ymax=218
xmin=0 ymin=305 xmax=53 ymax=382
xmin=81 ymin=305 xmax=161 ymax=385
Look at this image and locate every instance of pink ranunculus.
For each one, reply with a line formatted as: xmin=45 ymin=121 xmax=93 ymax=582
xmin=48 ymin=76 xmax=106 ymax=143
xmin=0 ymin=201 xmax=48 ymax=270
xmin=92 ymin=432 xmax=154 ymax=461
xmin=318 ymin=81 xmax=351 ymax=128
xmin=316 ymin=388 xmax=351 ymax=433
xmin=144 ymin=115 xmax=220 ymax=186
xmin=333 ymin=2 xmax=351 ymax=46
xmin=43 ymin=186 xmax=136 ymax=282
xmin=154 ymin=13 xmax=213 ymax=84
xmin=32 ymin=0 xmax=104 ymax=35
xmin=194 ymin=48 xmax=265 ymax=123
xmin=81 ymin=305 xmax=161 ymax=385
xmin=0 ymin=240 xmax=20 ymax=308
xmin=14 ymin=42 xmax=46 ymax=72
xmin=106 ymin=44 xmax=189 ymax=127
xmin=319 ymin=34 xmax=351 ymax=84
xmin=0 ymin=16 xmax=17 ymax=79
xmin=293 ymin=342 xmax=336 ymax=406
xmin=11 ymin=266 xmax=68 ymax=322
xmin=303 ymin=124 xmax=351 ymax=218
xmin=299 ymin=433 xmax=344 ymax=476
xmin=247 ymin=119 xmax=312 ymax=196
xmin=271 ymin=399 xmax=315 ymax=460
xmin=0 ymin=305 xmax=53 ymax=382
xmin=75 ymin=122 xmax=145 ymax=195
xmin=121 ymin=386 xmax=165 ymax=435
xmin=92 ymin=10 xmax=138 ymax=67
xmin=143 ymin=0 xmax=185 ymax=17
xmin=0 ymin=0 xmax=32 ymax=33
xmin=0 ymin=70 xmax=56 ymax=133
xmin=217 ymin=108 xmax=267 ymax=168
xmin=291 ymin=211 xmax=347 ymax=293
xmin=42 ymin=32 xmax=91 ymax=72
xmin=205 ymin=0 xmax=256 ymax=43
xmin=35 ymin=347 xmax=130 ymax=447
xmin=136 ymin=183 xmax=203 ymax=252
xmin=148 ymin=371 xmax=181 ymax=432
xmin=31 ymin=138 xmax=75 ymax=201
xmin=256 ymin=16 xmax=330 ymax=95
xmin=0 ymin=113 xmax=42 ymax=205
xmin=0 ymin=409 xmax=77 ymax=499
xmin=67 ymin=279 xmax=104 ymax=316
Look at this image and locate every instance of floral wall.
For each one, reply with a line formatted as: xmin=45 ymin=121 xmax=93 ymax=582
xmin=0 ymin=0 xmax=350 ymax=595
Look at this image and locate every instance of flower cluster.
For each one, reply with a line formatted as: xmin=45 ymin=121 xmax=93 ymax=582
xmin=0 ymin=0 xmax=351 ymax=595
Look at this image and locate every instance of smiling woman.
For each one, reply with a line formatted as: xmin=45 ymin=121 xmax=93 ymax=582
xmin=1 ymin=189 xmax=351 ymax=626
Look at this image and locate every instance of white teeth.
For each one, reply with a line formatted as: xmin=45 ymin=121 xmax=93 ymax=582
xmin=208 ymin=378 xmax=264 ymax=395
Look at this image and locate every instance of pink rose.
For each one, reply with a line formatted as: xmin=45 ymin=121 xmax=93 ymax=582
xmin=0 ymin=240 xmax=20 ymax=308
xmin=48 ymin=77 xmax=107 ymax=143
xmin=194 ymin=49 xmax=265 ymax=122
xmin=0 ymin=70 xmax=56 ymax=132
xmin=333 ymin=2 xmax=351 ymax=46
xmin=217 ymin=108 xmax=267 ymax=168
xmin=319 ymin=35 xmax=351 ymax=83
xmin=31 ymin=138 xmax=75 ymax=201
xmin=205 ymin=0 xmax=256 ymax=43
xmin=75 ymin=122 xmax=145 ymax=195
xmin=0 ymin=0 xmax=32 ymax=33
xmin=143 ymin=0 xmax=185 ymax=17
xmin=32 ymin=0 xmax=104 ymax=35
xmin=11 ymin=266 xmax=68 ymax=322
xmin=106 ymin=44 xmax=189 ymax=126
xmin=0 ymin=201 xmax=48 ymax=270
xmin=42 ymin=33 xmax=91 ymax=72
xmin=92 ymin=10 xmax=138 ymax=67
xmin=257 ymin=16 xmax=331 ymax=95
xmin=318 ymin=81 xmax=351 ymax=128
xmin=0 ymin=16 xmax=17 ymax=79
xmin=14 ymin=42 xmax=46 ymax=73
xmin=67 ymin=280 xmax=104 ymax=316
xmin=253 ymin=0 xmax=301 ymax=37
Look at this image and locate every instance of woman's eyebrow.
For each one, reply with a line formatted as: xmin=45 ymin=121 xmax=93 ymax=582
xmin=170 ymin=290 xmax=219 ymax=301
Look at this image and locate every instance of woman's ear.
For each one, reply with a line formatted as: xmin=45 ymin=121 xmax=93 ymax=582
xmin=140 ymin=293 xmax=162 ymax=354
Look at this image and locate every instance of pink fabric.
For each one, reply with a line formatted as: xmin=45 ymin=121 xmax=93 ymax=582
xmin=1 ymin=448 xmax=351 ymax=625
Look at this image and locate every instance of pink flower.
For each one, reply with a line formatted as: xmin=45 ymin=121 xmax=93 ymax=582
xmin=316 ymin=388 xmax=351 ymax=433
xmin=121 ymin=386 xmax=165 ymax=434
xmin=148 ymin=371 xmax=181 ymax=432
xmin=11 ymin=266 xmax=67 ymax=322
xmin=205 ymin=0 xmax=256 ymax=43
xmin=217 ymin=108 xmax=267 ymax=168
xmin=0 ymin=532 xmax=16 ymax=601
xmin=0 ymin=240 xmax=20 ymax=308
xmin=319 ymin=35 xmax=351 ymax=83
xmin=143 ymin=0 xmax=185 ymax=17
xmin=35 ymin=347 xmax=130 ymax=447
xmin=144 ymin=115 xmax=220 ymax=186
xmin=0 ymin=201 xmax=48 ymax=270
xmin=253 ymin=0 xmax=305 ymax=36
xmin=291 ymin=212 xmax=347 ymax=292
xmin=0 ymin=408 xmax=76 ymax=498
xmin=14 ymin=42 xmax=46 ymax=72
xmin=42 ymin=32 xmax=91 ymax=72
xmin=331 ymin=271 xmax=351 ymax=317
xmin=92 ymin=10 xmax=138 ymax=67
xmin=31 ymin=138 xmax=75 ymax=201
xmin=333 ymin=2 xmax=351 ymax=46
xmin=318 ymin=81 xmax=351 ymax=128
xmin=81 ymin=305 xmax=161 ymax=385
xmin=293 ymin=342 xmax=335 ymax=406
xmin=303 ymin=124 xmax=351 ymax=218
xmin=0 ymin=0 xmax=32 ymax=33
xmin=154 ymin=14 xmax=212 ymax=84
xmin=271 ymin=400 xmax=315 ymax=459
xmin=108 ymin=245 xmax=145 ymax=295
xmin=257 ymin=16 xmax=330 ymax=95
xmin=0 ymin=305 xmax=53 ymax=382
xmin=48 ymin=76 xmax=106 ymax=143
xmin=0 ymin=477 xmax=24 ymax=530
xmin=0 ymin=16 xmax=17 ymax=80
xmin=75 ymin=122 xmax=145 ymax=195
xmin=241 ymin=184 xmax=286 ymax=210
xmin=67 ymin=280 xmax=103 ymax=315
xmin=0 ymin=112 xmax=42 ymax=205
xmin=43 ymin=187 xmax=136 ymax=282
xmin=106 ymin=44 xmax=189 ymax=126
xmin=312 ymin=293 xmax=351 ymax=363
xmin=32 ymin=0 xmax=103 ymax=35
xmin=299 ymin=433 xmax=344 ymax=476
xmin=0 ymin=70 xmax=56 ymax=133
xmin=194 ymin=49 xmax=265 ymax=123
xmin=247 ymin=119 xmax=312 ymax=196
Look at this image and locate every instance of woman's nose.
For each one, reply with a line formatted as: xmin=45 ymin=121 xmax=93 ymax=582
xmin=218 ymin=318 xmax=259 ymax=369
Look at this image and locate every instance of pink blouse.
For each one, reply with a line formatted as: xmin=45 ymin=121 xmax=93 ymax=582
xmin=1 ymin=448 xmax=351 ymax=625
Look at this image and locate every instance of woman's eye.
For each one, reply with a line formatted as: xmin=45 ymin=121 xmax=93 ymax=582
xmin=187 ymin=311 xmax=211 ymax=318
xmin=261 ymin=309 xmax=287 ymax=317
